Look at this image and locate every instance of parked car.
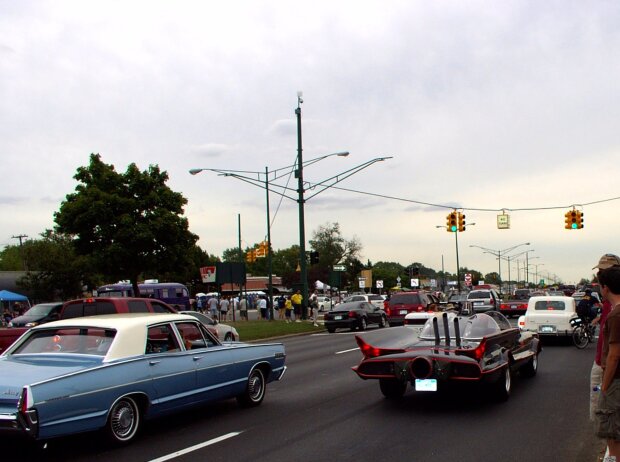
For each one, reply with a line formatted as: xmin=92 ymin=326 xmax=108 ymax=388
xmin=179 ymin=310 xmax=239 ymax=341
xmin=518 ymin=296 xmax=579 ymax=337
xmin=466 ymin=289 xmax=501 ymax=313
xmin=0 ymin=313 xmax=286 ymax=444
xmin=343 ymin=294 xmax=385 ymax=309
xmin=323 ymin=301 xmax=388 ymax=333
xmin=384 ymin=291 xmax=439 ymax=326
xmin=353 ymin=311 xmax=540 ymax=401
xmin=316 ymin=296 xmax=333 ymax=312
xmin=7 ymin=302 xmax=64 ymax=327
xmin=0 ymin=297 xmax=178 ymax=354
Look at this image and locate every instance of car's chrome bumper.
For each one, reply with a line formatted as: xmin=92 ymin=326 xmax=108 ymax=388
xmin=0 ymin=409 xmax=38 ymax=438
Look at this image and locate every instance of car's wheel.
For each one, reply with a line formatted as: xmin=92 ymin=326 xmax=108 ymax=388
xmin=379 ymin=378 xmax=407 ymax=399
xmin=359 ymin=317 xmax=367 ymax=331
xmin=573 ymin=326 xmax=589 ymax=349
xmin=327 ymin=327 xmax=336 ymax=333
xmin=379 ymin=316 xmax=387 ymax=328
xmin=106 ymin=396 xmax=141 ymax=444
xmin=224 ymin=332 xmax=234 ymax=342
xmin=491 ymin=366 xmax=511 ymax=402
xmin=237 ymin=368 xmax=266 ymax=407
xmin=521 ymin=353 xmax=538 ymax=378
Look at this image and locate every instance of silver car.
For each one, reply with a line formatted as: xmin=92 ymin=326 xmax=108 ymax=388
xmin=466 ymin=289 xmax=501 ymax=313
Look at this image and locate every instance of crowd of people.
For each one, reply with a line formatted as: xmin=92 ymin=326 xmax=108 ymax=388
xmin=191 ymin=290 xmax=321 ymax=325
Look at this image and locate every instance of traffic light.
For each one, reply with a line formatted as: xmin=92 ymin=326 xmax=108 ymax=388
xmin=310 ymin=250 xmax=320 ymax=265
xmin=458 ymin=212 xmax=466 ymax=232
xmin=255 ymin=240 xmax=269 ymax=257
xmin=446 ymin=211 xmax=457 ymax=232
xmin=565 ymin=210 xmax=578 ymax=229
xmin=576 ymin=210 xmax=584 ymax=229
xmin=245 ymin=249 xmax=256 ymax=263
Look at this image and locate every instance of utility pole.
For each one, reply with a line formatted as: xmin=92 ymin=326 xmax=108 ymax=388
xmin=11 ymin=234 xmax=28 ymax=271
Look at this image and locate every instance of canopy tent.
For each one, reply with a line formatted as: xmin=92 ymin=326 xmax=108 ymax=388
xmin=0 ymin=289 xmax=29 ymax=302
xmin=0 ymin=289 xmax=31 ymax=311
xmin=315 ymin=280 xmax=331 ymax=291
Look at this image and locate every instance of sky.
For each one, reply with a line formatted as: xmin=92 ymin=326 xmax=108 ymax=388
xmin=1 ymin=0 xmax=619 ymax=285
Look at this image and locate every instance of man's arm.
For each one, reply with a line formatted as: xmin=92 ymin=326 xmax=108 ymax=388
xmin=602 ymin=341 xmax=620 ymax=392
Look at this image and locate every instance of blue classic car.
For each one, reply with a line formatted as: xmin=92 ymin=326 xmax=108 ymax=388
xmin=0 ymin=313 xmax=286 ymax=444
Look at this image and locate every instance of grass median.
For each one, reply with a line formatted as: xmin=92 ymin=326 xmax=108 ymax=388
xmin=227 ymin=320 xmax=325 ymax=341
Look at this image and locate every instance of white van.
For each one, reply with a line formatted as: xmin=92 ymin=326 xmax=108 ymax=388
xmin=518 ymin=296 xmax=578 ymax=336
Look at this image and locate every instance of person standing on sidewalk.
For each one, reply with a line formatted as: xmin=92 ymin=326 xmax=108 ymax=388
xmin=591 ymin=254 xmax=620 ymax=421
xmin=291 ymin=290 xmax=303 ymax=322
xmin=595 ymin=265 xmax=620 ymax=461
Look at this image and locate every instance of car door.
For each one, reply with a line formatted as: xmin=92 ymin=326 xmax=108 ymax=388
xmin=362 ymin=302 xmax=380 ymax=325
xmin=146 ymin=322 xmax=199 ymax=413
xmin=182 ymin=322 xmax=237 ymax=402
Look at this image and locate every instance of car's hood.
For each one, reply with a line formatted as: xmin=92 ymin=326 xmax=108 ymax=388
xmin=0 ymin=355 xmax=102 ymax=405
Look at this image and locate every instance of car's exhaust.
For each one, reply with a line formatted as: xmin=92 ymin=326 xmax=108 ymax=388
xmin=453 ymin=316 xmax=462 ymax=347
xmin=409 ymin=356 xmax=433 ymax=379
xmin=432 ymin=317 xmax=440 ymax=345
xmin=442 ymin=312 xmax=450 ymax=346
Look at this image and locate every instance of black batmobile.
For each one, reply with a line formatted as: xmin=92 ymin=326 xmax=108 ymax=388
xmin=352 ymin=311 xmax=540 ymax=401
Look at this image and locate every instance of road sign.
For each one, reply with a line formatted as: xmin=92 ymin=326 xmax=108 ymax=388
xmin=464 ymin=273 xmax=472 ymax=286
xmin=333 ymin=265 xmax=346 ymax=271
xmin=497 ymin=213 xmax=510 ymax=229
xmin=376 ymin=280 xmax=384 ymax=288
xmin=411 ymin=278 xmax=419 ymax=287
xmin=358 ymin=279 xmax=366 ymax=288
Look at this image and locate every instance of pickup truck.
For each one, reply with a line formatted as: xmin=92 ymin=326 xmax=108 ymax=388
xmin=0 ymin=297 xmax=176 ymax=354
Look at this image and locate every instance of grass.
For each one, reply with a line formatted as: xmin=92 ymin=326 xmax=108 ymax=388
xmin=227 ymin=320 xmax=325 ymax=341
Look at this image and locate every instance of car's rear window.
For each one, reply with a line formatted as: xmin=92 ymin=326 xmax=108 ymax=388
xmin=467 ymin=291 xmax=491 ymax=299
xmin=368 ymin=295 xmax=383 ymax=301
xmin=534 ymin=300 xmax=566 ymax=311
xmin=13 ymin=327 xmax=116 ymax=356
xmin=128 ymin=300 xmax=150 ymax=313
xmin=390 ymin=294 xmax=421 ymax=304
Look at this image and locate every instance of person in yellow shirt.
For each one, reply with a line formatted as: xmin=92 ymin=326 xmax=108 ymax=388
xmin=291 ymin=290 xmax=303 ymax=322
xmin=284 ymin=297 xmax=293 ymax=323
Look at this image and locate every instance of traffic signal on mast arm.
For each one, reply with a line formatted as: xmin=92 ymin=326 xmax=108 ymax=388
xmin=245 ymin=249 xmax=256 ymax=263
xmin=446 ymin=211 xmax=458 ymax=232
xmin=565 ymin=209 xmax=578 ymax=229
xmin=310 ymin=250 xmax=320 ymax=265
xmin=458 ymin=212 xmax=466 ymax=232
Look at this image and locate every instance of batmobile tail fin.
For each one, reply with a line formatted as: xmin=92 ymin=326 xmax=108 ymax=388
xmin=355 ymin=335 xmax=405 ymax=359
xmin=454 ymin=316 xmax=462 ymax=347
xmin=432 ymin=317 xmax=440 ymax=345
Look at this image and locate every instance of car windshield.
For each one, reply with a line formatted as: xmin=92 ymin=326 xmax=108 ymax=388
xmin=22 ymin=304 xmax=56 ymax=316
xmin=419 ymin=313 xmax=501 ymax=340
xmin=390 ymin=294 xmax=421 ymax=304
xmin=12 ymin=327 xmax=117 ymax=356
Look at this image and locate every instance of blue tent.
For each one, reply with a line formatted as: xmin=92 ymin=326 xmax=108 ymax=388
xmin=0 ymin=290 xmax=31 ymax=312
xmin=0 ymin=290 xmax=28 ymax=302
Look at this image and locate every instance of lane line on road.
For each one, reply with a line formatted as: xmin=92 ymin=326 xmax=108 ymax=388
xmin=336 ymin=347 xmax=360 ymax=355
xmin=148 ymin=431 xmax=242 ymax=462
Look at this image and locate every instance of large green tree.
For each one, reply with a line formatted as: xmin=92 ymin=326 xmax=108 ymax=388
xmin=54 ymin=153 xmax=198 ymax=296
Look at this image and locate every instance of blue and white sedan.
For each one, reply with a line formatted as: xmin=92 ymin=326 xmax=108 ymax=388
xmin=0 ymin=313 xmax=286 ymax=444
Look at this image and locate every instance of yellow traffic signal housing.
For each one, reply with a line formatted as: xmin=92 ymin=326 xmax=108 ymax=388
xmin=564 ymin=211 xmax=572 ymax=229
xmin=458 ymin=212 xmax=466 ymax=232
xmin=245 ymin=250 xmax=256 ymax=262
xmin=447 ymin=211 xmax=457 ymax=232
xmin=576 ymin=210 xmax=584 ymax=229
xmin=565 ymin=209 xmax=579 ymax=229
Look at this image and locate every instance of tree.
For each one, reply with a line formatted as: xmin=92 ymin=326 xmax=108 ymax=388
xmin=308 ymin=222 xmax=362 ymax=267
xmin=372 ymin=261 xmax=406 ymax=291
xmin=54 ymin=154 xmax=198 ymax=296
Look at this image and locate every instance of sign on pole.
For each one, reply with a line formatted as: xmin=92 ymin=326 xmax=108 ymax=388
xmin=333 ymin=265 xmax=346 ymax=271
xmin=200 ymin=266 xmax=216 ymax=283
xmin=376 ymin=280 xmax=384 ymax=289
xmin=411 ymin=278 xmax=419 ymax=288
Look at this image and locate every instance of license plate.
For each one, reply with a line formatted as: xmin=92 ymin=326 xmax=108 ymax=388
xmin=399 ymin=310 xmax=408 ymax=315
xmin=334 ymin=315 xmax=343 ymax=320
xmin=415 ymin=379 xmax=437 ymax=392
xmin=539 ymin=325 xmax=556 ymax=333
xmin=474 ymin=301 xmax=483 ymax=306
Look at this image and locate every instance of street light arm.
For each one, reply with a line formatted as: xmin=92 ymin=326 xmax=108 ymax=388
xmin=304 ymin=157 xmax=392 ymax=201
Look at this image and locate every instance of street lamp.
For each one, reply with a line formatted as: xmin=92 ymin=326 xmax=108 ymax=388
xmin=469 ymin=242 xmax=530 ymax=293
xmin=191 ymin=94 xmax=391 ymax=319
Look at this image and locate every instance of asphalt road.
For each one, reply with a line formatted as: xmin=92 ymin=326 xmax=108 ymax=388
xmin=4 ymin=327 xmax=604 ymax=462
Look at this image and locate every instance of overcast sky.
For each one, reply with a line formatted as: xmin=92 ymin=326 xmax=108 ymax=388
xmin=1 ymin=0 xmax=619 ymax=285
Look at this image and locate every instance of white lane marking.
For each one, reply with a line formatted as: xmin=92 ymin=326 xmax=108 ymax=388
xmin=336 ymin=347 xmax=360 ymax=355
xmin=148 ymin=431 xmax=242 ymax=462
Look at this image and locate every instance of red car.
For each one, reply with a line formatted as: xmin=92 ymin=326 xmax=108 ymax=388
xmin=384 ymin=291 xmax=439 ymax=326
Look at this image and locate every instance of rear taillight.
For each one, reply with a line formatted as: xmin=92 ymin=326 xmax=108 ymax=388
xmin=348 ymin=311 xmax=357 ymax=318
xmin=416 ymin=306 xmax=423 ymax=312
xmin=355 ymin=336 xmax=404 ymax=359
xmin=19 ymin=387 xmax=31 ymax=413
xmin=490 ymin=298 xmax=495 ymax=305
xmin=457 ymin=338 xmax=487 ymax=360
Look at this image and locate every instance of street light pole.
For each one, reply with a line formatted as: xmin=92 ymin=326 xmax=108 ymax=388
xmin=470 ymin=242 xmax=530 ymax=294
xmin=265 ymin=166 xmax=274 ymax=320
xmin=295 ymin=92 xmax=309 ymax=319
